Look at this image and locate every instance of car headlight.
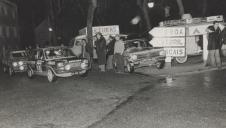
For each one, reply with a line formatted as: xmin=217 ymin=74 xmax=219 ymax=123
xmin=18 ymin=61 xmax=23 ymax=66
xmin=57 ymin=62 xmax=64 ymax=67
xmin=19 ymin=66 xmax=24 ymax=70
xmin=81 ymin=63 xmax=88 ymax=69
xmin=65 ymin=65 xmax=71 ymax=71
xmin=159 ymin=51 xmax=166 ymax=56
xmin=12 ymin=62 xmax=18 ymax=67
xmin=130 ymin=55 xmax=137 ymax=61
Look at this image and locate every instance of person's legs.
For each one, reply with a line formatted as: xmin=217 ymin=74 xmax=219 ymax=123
xmin=205 ymin=51 xmax=210 ymax=66
xmin=106 ymin=55 xmax=113 ymax=70
xmin=114 ymin=53 xmax=124 ymax=72
xmin=118 ymin=54 xmax=124 ymax=72
xmin=114 ymin=54 xmax=119 ymax=72
xmin=99 ymin=64 xmax=106 ymax=72
xmin=215 ymin=49 xmax=222 ymax=68
xmin=209 ymin=50 xmax=216 ymax=67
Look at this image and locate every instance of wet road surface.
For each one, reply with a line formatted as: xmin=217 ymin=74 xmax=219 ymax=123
xmin=1 ymin=69 xmax=226 ymax=128
xmin=90 ymin=69 xmax=226 ymax=128
xmin=0 ymin=70 xmax=157 ymax=128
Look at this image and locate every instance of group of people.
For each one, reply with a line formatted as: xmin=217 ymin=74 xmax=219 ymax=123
xmin=94 ymin=32 xmax=125 ymax=73
xmin=206 ymin=21 xmax=226 ymax=68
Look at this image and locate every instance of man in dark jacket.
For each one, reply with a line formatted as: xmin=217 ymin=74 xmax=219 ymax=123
xmin=206 ymin=21 xmax=221 ymax=68
xmin=95 ymin=32 xmax=107 ymax=72
xmin=106 ymin=36 xmax=115 ymax=70
xmin=219 ymin=23 xmax=226 ymax=56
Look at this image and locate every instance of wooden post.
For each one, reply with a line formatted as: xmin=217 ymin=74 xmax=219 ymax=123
xmin=203 ymin=34 xmax=208 ymax=65
xmin=164 ymin=57 xmax=172 ymax=69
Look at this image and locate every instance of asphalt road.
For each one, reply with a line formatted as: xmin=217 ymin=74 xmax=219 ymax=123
xmin=0 ymin=70 xmax=157 ymax=128
xmin=90 ymin=69 xmax=226 ymax=128
xmin=1 ymin=69 xmax=226 ymax=128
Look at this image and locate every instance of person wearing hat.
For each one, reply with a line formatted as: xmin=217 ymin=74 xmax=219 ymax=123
xmin=95 ymin=32 xmax=107 ymax=72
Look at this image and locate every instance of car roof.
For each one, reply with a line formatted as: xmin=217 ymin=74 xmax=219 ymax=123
xmin=10 ymin=50 xmax=26 ymax=54
xmin=124 ymin=39 xmax=146 ymax=43
xmin=74 ymin=35 xmax=87 ymax=40
xmin=35 ymin=46 xmax=68 ymax=51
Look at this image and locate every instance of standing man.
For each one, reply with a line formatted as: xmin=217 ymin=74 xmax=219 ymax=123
xmin=219 ymin=23 xmax=226 ymax=56
xmin=114 ymin=35 xmax=125 ymax=73
xmin=95 ymin=32 xmax=107 ymax=72
xmin=106 ymin=36 xmax=116 ymax=70
xmin=206 ymin=21 xmax=222 ymax=68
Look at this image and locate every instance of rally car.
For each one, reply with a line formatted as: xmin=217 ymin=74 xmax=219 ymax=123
xmin=113 ymin=39 xmax=166 ymax=73
xmin=2 ymin=50 xmax=28 ymax=76
xmin=26 ymin=46 xmax=89 ymax=82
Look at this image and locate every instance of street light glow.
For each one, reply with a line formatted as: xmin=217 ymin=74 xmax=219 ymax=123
xmin=131 ymin=16 xmax=141 ymax=25
xmin=148 ymin=2 xmax=154 ymax=8
xmin=48 ymin=27 xmax=53 ymax=32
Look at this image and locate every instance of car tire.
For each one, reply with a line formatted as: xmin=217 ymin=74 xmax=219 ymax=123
xmin=47 ymin=69 xmax=56 ymax=83
xmin=3 ymin=65 xmax=7 ymax=73
xmin=175 ymin=55 xmax=188 ymax=64
xmin=27 ymin=68 xmax=33 ymax=79
xmin=8 ymin=67 xmax=14 ymax=76
xmin=79 ymin=70 xmax=88 ymax=77
xmin=156 ymin=61 xmax=165 ymax=69
xmin=125 ymin=63 xmax=134 ymax=73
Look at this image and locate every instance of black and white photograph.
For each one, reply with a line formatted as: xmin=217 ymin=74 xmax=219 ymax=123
xmin=0 ymin=0 xmax=226 ymax=128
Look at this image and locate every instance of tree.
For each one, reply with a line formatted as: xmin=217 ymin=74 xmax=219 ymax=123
xmin=176 ymin=0 xmax=184 ymax=17
xmin=87 ymin=0 xmax=97 ymax=58
xmin=137 ymin=0 xmax=152 ymax=30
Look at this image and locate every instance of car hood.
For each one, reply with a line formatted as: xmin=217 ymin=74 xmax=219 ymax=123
xmin=48 ymin=57 xmax=86 ymax=63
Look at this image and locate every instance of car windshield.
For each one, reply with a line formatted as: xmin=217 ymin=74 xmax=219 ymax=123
xmin=44 ymin=48 xmax=75 ymax=59
xmin=69 ymin=38 xmax=87 ymax=47
xmin=12 ymin=52 xmax=26 ymax=58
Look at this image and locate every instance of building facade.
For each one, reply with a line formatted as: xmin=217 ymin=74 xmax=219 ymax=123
xmin=0 ymin=0 xmax=18 ymax=51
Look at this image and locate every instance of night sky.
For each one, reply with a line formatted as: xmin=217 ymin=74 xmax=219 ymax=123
xmin=14 ymin=0 xmax=226 ymax=46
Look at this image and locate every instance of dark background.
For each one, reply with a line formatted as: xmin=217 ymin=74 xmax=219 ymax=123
xmin=11 ymin=0 xmax=226 ymax=46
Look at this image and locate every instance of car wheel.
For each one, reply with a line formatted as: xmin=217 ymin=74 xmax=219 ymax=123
xmin=79 ymin=70 xmax=88 ymax=77
xmin=156 ymin=61 xmax=165 ymax=69
xmin=3 ymin=66 xmax=7 ymax=73
xmin=8 ymin=67 xmax=14 ymax=76
xmin=47 ymin=69 xmax=56 ymax=83
xmin=27 ymin=68 xmax=33 ymax=79
xmin=125 ymin=63 xmax=134 ymax=73
xmin=175 ymin=55 xmax=188 ymax=64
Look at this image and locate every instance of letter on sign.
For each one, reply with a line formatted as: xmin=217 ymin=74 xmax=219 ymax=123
xmin=149 ymin=27 xmax=185 ymax=37
xmin=164 ymin=48 xmax=186 ymax=57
